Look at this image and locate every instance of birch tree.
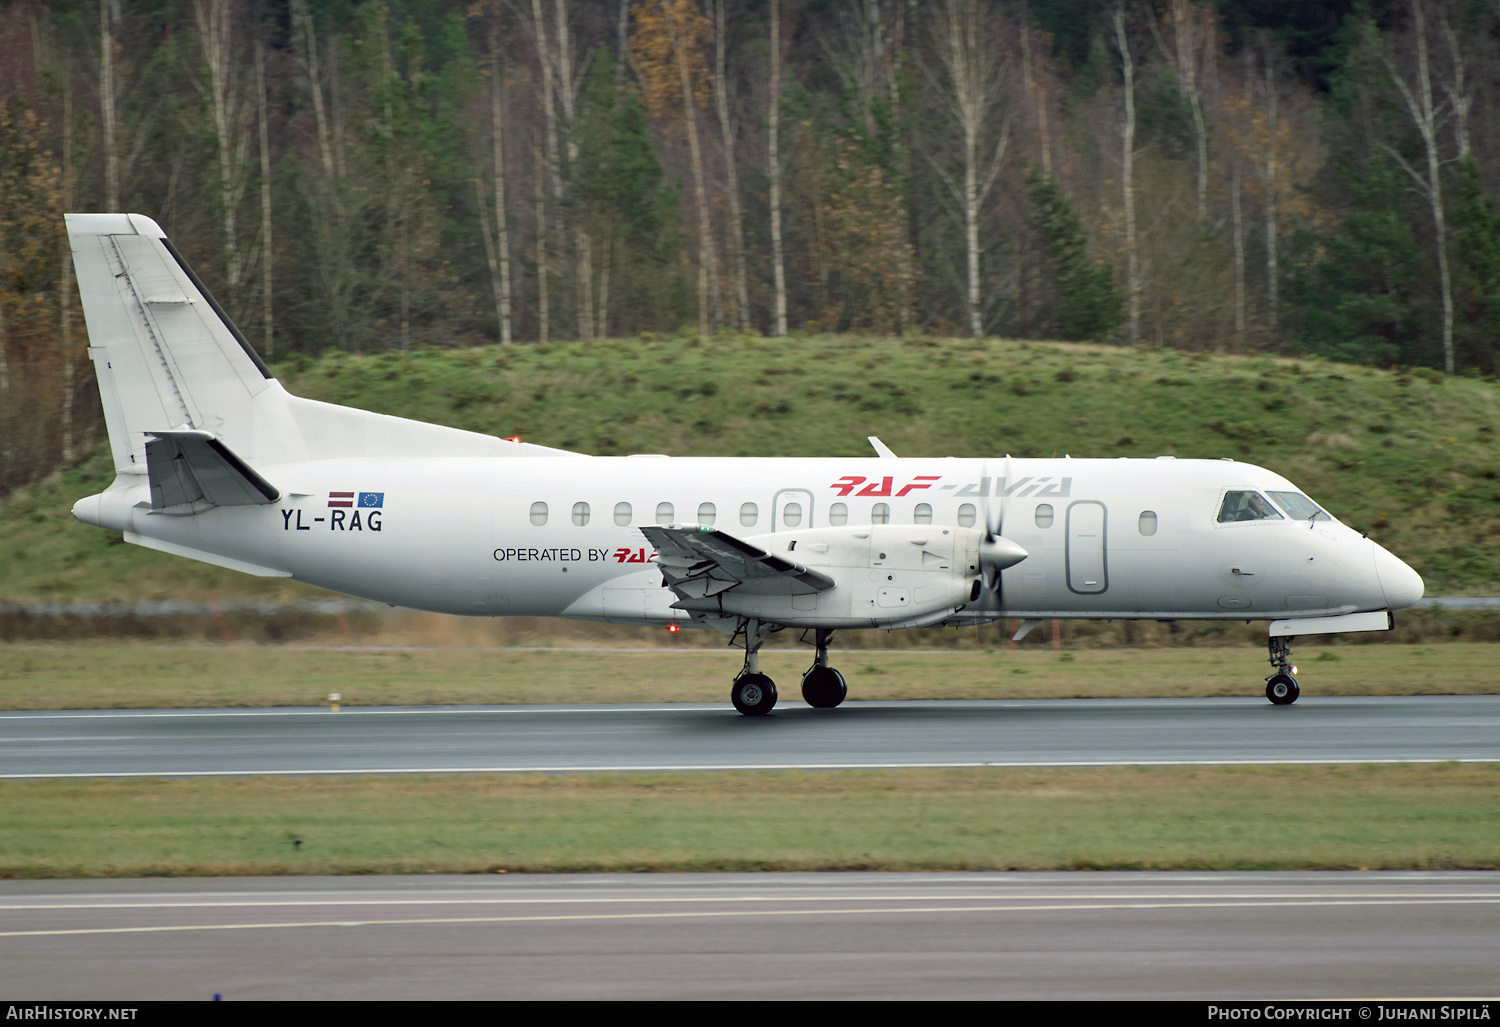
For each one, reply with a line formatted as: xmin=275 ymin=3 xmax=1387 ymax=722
xmin=931 ymin=0 xmax=1010 ymax=339
xmin=1113 ymin=6 xmax=1140 ymax=347
xmin=254 ymin=35 xmax=273 ymax=359
xmin=1161 ymin=0 xmax=1212 ymax=222
xmin=1380 ymin=1 xmax=1456 ymax=373
xmin=192 ymin=0 xmax=251 ymax=305
xmin=99 ymin=0 xmax=118 ymax=211
xmin=485 ymin=15 xmax=513 ymax=344
xmin=711 ymin=0 xmax=750 ymax=332
xmin=768 ymin=0 xmax=787 ymax=336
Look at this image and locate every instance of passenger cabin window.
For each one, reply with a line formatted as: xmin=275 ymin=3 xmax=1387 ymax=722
xmin=1138 ymin=510 xmax=1158 ymax=536
xmin=656 ymin=502 xmax=674 ymax=525
xmin=1218 ymin=491 xmax=1282 ymax=523
xmin=1267 ymin=491 xmax=1329 ymax=521
xmin=572 ymin=502 xmax=590 ymax=527
xmin=829 ymin=502 xmax=849 ymax=526
xmin=698 ymin=502 xmax=716 ymax=525
xmin=740 ymin=502 xmax=758 ymax=527
xmin=782 ymin=502 xmax=803 ymax=528
xmin=1035 ymin=504 xmax=1054 ymax=528
xmin=871 ymin=503 xmax=890 ymax=525
xmin=614 ymin=502 xmax=632 ymax=526
xmin=530 ymin=502 xmax=548 ymax=526
xmin=957 ymin=503 xmax=976 ymax=528
xmin=913 ymin=503 xmax=933 ymax=525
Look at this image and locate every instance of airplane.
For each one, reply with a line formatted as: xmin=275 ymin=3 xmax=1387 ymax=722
xmin=65 ymin=213 xmax=1425 ymax=715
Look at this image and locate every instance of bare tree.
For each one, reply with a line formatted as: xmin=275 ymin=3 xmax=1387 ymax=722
xmin=552 ymin=0 xmax=594 ymax=342
xmin=1159 ymin=0 xmax=1212 ymax=221
xmin=1114 ymin=6 xmax=1140 ymax=347
xmin=711 ymin=0 xmax=750 ymax=332
xmin=486 ymin=15 xmax=513 ymax=344
xmin=931 ymin=0 xmax=1011 ymax=338
xmin=193 ymin=0 xmax=251 ymax=303
xmin=254 ymin=34 xmax=273 ymax=360
xmin=1019 ymin=0 xmax=1051 ymax=176
xmin=1379 ymin=1 xmax=1456 ymax=373
xmin=60 ymin=63 xmax=78 ymax=460
xmin=768 ymin=0 xmax=787 ymax=336
xmin=98 ymin=0 xmax=118 ymax=211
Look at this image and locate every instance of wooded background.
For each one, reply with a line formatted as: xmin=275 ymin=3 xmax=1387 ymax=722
xmin=3 ymin=0 xmax=1500 ymax=499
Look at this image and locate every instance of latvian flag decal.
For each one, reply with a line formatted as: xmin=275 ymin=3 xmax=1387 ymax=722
xmin=328 ymin=492 xmax=384 ymax=509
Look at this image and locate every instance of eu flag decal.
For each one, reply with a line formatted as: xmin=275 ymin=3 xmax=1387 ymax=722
xmin=358 ymin=492 xmax=384 ymax=509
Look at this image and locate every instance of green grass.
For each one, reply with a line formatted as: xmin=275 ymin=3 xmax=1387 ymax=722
xmin=2 ymin=764 xmax=1495 ymax=877
xmin=1 ymin=642 xmax=1496 ymax=709
xmin=4 ymin=334 xmax=1499 ymax=602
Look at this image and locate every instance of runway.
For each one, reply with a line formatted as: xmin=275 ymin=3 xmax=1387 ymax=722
xmin=2 ymin=695 xmax=1498 ymax=778
xmin=2 ymin=872 xmax=1497 ymax=999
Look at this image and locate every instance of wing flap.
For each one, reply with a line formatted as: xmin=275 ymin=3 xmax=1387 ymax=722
xmin=641 ymin=525 xmax=835 ymax=600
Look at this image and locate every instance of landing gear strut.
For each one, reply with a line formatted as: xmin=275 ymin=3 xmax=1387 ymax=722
xmin=731 ymin=618 xmax=778 ymax=716
xmin=1266 ymin=634 xmax=1300 ymax=705
xmin=801 ymin=628 xmax=847 ymax=708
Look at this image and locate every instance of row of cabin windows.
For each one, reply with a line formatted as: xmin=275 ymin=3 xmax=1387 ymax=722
xmin=527 ymin=499 xmax=1160 ymax=536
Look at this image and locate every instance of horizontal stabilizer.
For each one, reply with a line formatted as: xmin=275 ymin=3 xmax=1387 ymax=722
xmin=145 ymin=430 xmax=280 ymax=511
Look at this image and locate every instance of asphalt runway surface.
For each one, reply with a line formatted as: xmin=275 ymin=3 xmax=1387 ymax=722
xmin=2 ymin=695 xmax=1499 ymax=778
xmin=3 ymin=872 xmax=1498 ymax=999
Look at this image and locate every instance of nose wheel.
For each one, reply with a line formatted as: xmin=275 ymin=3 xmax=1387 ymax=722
xmin=1266 ymin=635 xmax=1300 ymax=705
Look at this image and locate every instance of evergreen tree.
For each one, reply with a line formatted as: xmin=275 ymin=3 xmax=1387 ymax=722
xmin=1025 ymin=170 xmax=1124 ymax=341
xmin=1293 ymin=159 xmax=1421 ymax=367
xmin=1452 ymin=159 xmax=1500 ymax=375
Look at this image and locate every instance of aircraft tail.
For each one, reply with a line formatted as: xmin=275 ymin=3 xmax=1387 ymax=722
xmin=67 ymin=213 xmax=575 ymax=486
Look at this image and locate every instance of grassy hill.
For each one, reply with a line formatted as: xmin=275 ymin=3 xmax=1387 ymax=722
xmin=3 ymin=333 xmax=1498 ymax=603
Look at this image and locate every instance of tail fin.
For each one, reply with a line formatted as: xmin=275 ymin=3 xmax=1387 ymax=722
xmin=68 ymin=213 xmax=579 ymax=476
xmin=67 ymin=213 xmax=274 ymax=476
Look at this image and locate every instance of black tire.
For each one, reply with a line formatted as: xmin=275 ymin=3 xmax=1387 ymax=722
xmin=732 ymin=673 xmax=778 ymax=716
xmin=801 ymin=666 xmax=848 ymax=708
xmin=1266 ymin=673 xmax=1300 ymax=705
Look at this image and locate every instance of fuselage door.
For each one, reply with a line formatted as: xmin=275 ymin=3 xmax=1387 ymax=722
xmin=1066 ymin=500 xmax=1108 ymax=594
xmin=773 ymin=489 xmax=814 ymax=532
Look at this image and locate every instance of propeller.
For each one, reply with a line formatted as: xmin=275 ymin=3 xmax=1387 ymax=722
xmin=977 ymin=458 xmax=1028 ymax=595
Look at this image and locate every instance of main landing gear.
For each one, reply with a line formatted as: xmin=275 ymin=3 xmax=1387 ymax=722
xmin=1266 ymin=634 xmax=1300 ymax=705
xmin=731 ymin=618 xmax=778 ymax=716
xmin=729 ymin=623 xmax=848 ymax=716
xmin=801 ymin=628 xmax=847 ymax=709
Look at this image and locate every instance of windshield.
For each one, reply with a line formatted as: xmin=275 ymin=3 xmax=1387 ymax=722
xmin=1267 ymin=491 xmax=1330 ymax=521
xmin=1217 ymin=490 xmax=1283 ymax=523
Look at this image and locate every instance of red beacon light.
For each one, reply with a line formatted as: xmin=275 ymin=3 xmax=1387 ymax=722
xmin=503 ymin=435 xmax=523 ymax=443
xmin=667 ymin=624 xmax=680 ymax=633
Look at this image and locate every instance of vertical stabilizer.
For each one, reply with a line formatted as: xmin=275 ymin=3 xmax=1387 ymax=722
xmin=67 ymin=213 xmax=273 ymax=475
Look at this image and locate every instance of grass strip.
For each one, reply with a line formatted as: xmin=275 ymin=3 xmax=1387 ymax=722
xmin=1 ymin=643 xmax=1496 ymax=709
xmin=2 ymin=764 xmax=1496 ymax=877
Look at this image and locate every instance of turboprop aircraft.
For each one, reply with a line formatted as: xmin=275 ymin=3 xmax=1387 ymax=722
xmin=66 ymin=213 xmax=1425 ymax=715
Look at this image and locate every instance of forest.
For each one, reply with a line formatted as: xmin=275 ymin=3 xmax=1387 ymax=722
xmin=2 ymin=0 xmax=1500 ymax=499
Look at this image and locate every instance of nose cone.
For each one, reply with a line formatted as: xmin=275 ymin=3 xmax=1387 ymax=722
xmin=980 ymin=535 xmax=1029 ymax=572
xmin=1372 ymin=542 xmax=1424 ymax=610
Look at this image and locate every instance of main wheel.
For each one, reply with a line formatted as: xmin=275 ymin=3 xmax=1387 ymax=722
xmin=1266 ymin=673 xmax=1300 ymax=705
xmin=801 ymin=666 xmax=847 ymax=708
xmin=732 ymin=673 xmax=778 ymax=716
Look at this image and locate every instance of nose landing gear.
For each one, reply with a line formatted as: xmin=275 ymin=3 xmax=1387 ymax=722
xmin=801 ymin=628 xmax=847 ymax=708
xmin=1266 ymin=635 xmax=1300 ymax=705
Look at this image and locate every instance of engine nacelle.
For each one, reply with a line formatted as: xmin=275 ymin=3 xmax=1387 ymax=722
xmin=681 ymin=524 xmax=992 ymax=628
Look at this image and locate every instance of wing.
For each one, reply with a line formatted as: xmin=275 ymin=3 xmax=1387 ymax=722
xmin=640 ymin=525 xmax=835 ymax=604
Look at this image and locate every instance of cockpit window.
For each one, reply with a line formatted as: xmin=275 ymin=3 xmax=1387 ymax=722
xmin=1267 ymin=491 xmax=1330 ymax=521
xmin=1217 ymin=490 xmax=1284 ymax=523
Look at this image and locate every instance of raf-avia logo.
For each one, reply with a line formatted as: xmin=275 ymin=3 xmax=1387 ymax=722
xmin=828 ymin=475 xmax=1072 ymax=498
xmin=280 ymin=492 xmax=385 ymax=531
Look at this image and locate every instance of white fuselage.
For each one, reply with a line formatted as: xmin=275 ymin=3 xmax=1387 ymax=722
xmin=76 ymin=454 xmax=1422 ymax=630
